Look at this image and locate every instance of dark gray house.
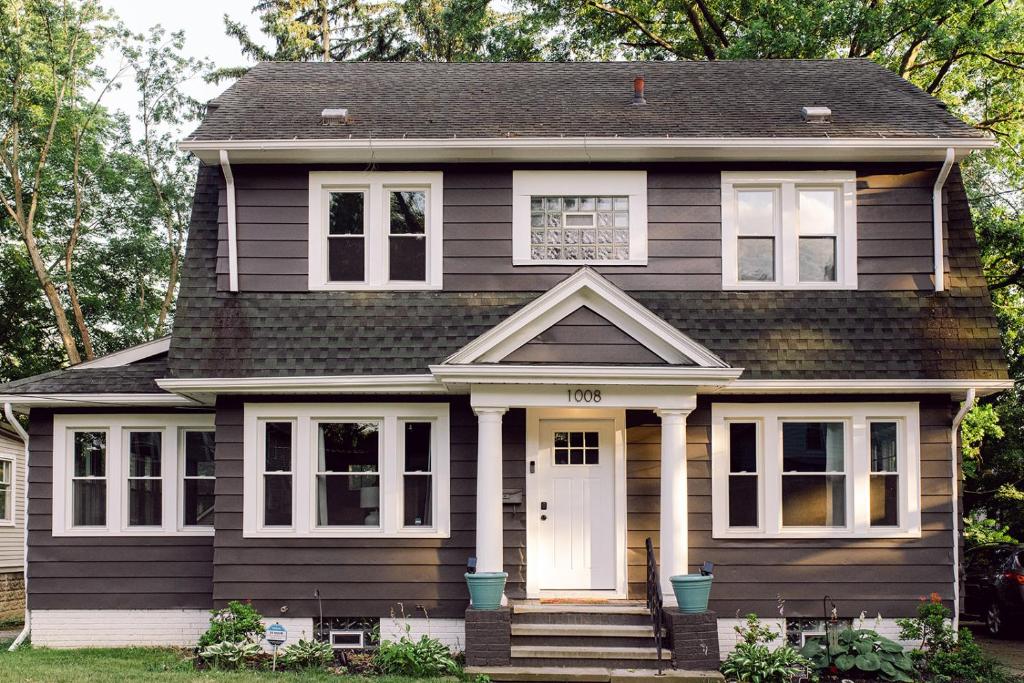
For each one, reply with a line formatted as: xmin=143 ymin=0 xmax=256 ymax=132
xmin=0 ymin=60 xmax=1010 ymax=675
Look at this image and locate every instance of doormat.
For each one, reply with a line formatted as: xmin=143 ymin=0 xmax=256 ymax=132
xmin=539 ymin=598 xmax=610 ymax=604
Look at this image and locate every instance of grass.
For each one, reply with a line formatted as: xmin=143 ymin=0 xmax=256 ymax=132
xmin=0 ymin=645 xmax=458 ymax=682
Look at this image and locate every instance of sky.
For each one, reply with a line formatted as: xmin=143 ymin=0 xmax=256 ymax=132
xmin=100 ymin=0 xmax=265 ymax=132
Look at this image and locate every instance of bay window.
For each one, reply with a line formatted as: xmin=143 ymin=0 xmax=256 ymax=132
xmin=722 ymin=171 xmax=857 ymax=289
xmin=711 ymin=403 xmax=920 ymax=538
xmin=53 ymin=415 xmax=215 ymax=536
xmin=243 ymin=404 xmax=450 ymax=538
xmin=309 ymin=172 xmax=443 ymax=290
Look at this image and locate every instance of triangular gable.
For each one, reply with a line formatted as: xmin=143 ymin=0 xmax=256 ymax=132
xmin=445 ymin=268 xmax=728 ymax=367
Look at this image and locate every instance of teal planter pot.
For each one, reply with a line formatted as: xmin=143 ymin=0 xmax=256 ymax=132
xmin=465 ymin=572 xmax=507 ymax=610
xmin=670 ymin=574 xmax=713 ymax=613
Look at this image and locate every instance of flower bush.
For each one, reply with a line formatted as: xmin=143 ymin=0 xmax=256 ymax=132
xmin=720 ymin=614 xmax=814 ymax=683
xmin=197 ymin=600 xmax=265 ymax=648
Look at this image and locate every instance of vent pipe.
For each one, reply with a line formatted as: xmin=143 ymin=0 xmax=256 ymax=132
xmin=632 ymin=76 xmax=646 ymax=105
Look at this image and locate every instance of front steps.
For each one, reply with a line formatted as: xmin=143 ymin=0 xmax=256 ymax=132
xmin=463 ymin=666 xmax=725 ymax=682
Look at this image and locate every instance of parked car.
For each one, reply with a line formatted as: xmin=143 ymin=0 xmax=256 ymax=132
xmin=964 ymin=543 xmax=1024 ymax=637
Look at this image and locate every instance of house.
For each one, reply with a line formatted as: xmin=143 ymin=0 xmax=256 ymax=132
xmin=0 ymin=420 xmax=24 ymax=622
xmin=0 ymin=60 xmax=1011 ymax=674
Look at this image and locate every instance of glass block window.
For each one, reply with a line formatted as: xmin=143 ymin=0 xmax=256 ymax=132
xmin=529 ymin=196 xmax=630 ymax=261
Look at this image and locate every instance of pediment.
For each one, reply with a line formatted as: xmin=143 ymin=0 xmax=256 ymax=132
xmin=444 ymin=268 xmax=727 ymax=368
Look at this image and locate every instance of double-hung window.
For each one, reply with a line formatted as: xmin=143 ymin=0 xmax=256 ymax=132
xmin=53 ymin=415 xmax=215 ymax=536
xmin=309 ymin=172 xmax=442 ymax=290
xmin=722 ymin=171 xmax=857 ymax=289
xmin=0 ymin=456 xmax=12 ymax=523
xmin=244 ymin=404 xmax=450 ymax=538
xmin=711 ymin=403 xmax=920 ymax=538
xmin=512 ymin=171 xmax=648 ymax=265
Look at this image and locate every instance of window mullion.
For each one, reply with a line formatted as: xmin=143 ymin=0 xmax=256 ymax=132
xmin=383 ymin=415 xmax=398 ymax=535
xmin=296 ymin=417 xmax=311 ymax=534
xmin=851 ymin=416 xmax=869 ymax=533
xmin=164 ymin=428 xmax=177 ymax=532
xmin=109 ymin=426 xmax=122 ymax=532
xmin=780 ymin=182 xmax=797 ymax=286
xmin=369 ymin=182 xmax=385 ymax=286
xmin=762 ymin=416 xmax=781 ymax=535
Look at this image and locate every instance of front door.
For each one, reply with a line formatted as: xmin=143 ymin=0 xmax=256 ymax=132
xmin=533 ymin=419 xmax=617 ymax=591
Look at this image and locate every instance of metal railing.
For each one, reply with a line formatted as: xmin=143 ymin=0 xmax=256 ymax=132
xmin=645 ymin=536 xmax=666 ymax=674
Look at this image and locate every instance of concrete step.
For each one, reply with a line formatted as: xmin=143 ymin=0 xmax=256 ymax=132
xmin=511 ymin=645 xmax=672 ymax=661
xmin=513 ymin=603 xmax=649 ymax=616
xmin=465 ymin=666 xmax=725 ymax=682
xmin=512 ymin=622 xmax=657 ymax=638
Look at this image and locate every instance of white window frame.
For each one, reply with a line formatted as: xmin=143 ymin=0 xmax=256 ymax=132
xmin=123 ymin=428 xmax=165 ymax=530
xmin=256 ymin=418 xmax=297 ymax=530
xmin=721 ymin=171 xmax=857 ymax=289
xmin=243 ymin=403 xmax=451 ymax=539
xmin=52 ymin=414 xmax=216 ymax=537
xmin=0 ymin=456 xmax=13 ymax=525
xmin=308 ymin=171 xmax=443 ymax=291
xmin=711 ymin=403 xmax=920 ymax=539
xmin=179 ymin=427 xmax=216 ymax=531
xmin=512 ymin=170 xmax=648 ymax=265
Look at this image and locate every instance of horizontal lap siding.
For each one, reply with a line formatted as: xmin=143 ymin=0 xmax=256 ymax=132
xmin=501 ymin=307 xmax=667 ymax=365
xmin=0 ymin=435 xmax=25 ymax=571
xmin=26 ymin=409 xmax=215 ymax=610
xmin=627 ymin=396 xmax=955 ymax=617
xmin=212 ymin=396 xmax=517 ymax=618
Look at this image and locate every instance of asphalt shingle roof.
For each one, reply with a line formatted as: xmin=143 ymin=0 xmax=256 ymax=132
xmin=0 ymin=354 xmax=169 ymax=395
xmin=187 ymin=60 xmax=983 ymax=142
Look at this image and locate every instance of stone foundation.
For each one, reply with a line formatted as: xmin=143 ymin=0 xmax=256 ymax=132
xmin=666 ymin=609 xmax=720 ymax=670
xmin=0 ymin=572 xmax=24 ymax=622
xmin=464 ymin=607 xmax=511 ymax=667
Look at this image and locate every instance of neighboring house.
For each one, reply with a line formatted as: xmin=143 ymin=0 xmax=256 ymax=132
xmin=0 ymin=60 xmax=1012 ymax=675
xmin=0 ymin=420 xmax=25 ymax=621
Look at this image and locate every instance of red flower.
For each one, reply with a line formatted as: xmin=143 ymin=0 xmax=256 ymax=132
xmin=930 ymin=592 xmax=942 ymax=604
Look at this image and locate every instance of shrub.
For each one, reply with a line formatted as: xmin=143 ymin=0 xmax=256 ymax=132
xmin=720 ymin=614 xmax=814 ymax=683
xmin=278 ymin=638 xmax=334 ymax=670
xmin=801 ymin=627 xmax=915 ymax=682
xmin=343 ymin=651 xmax=378 ymax=675
xmin=198 ymin=640 xmax=263 ymax=670
xmin=198 ymin=600 xmax=265 ymax=648
xmin=964 ymin=513 xmax=1017 ymax=547
xmin=898 ymin=594 xmax=1013 ymax=683
xmin=374 ymin=634 xmax=460 ymax=677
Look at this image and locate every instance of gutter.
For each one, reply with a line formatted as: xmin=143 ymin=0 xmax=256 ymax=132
xmin=950 ymin=387 xmax=976 ymax=633
xmin=219 ymin=150 xmax=239 ymax=293
xmin=933 ymin=147 xmax=956 ymax=292
xmin=3 ymin=403 xmax=29 ymax=651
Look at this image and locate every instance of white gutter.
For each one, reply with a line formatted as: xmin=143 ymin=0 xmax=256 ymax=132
xmin=219 ymin=150 xmax=239 ymax=293
xmin=4 ymin=403 xmax=29 ymax=651
xmin=950 ymin=387 xmax=976 ymax=633
xmin=933 ymin=147 xmax=956 ymax=293
xmin=724 ymin=378 xmax=1012 ymax=398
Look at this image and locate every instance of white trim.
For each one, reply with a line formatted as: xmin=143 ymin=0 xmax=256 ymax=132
xmin=950 ymin=387 xmax=975 ymax=632
xmin=3 ymin=394 xmax=196 ymax=410
xmin=242 ymin=403 xmax=450 ymax=539
xmin=444 ymin=268 xmax=729 ymax=367
xmin=0 ymin=454 xmax=13 ymax=526
xmin=72 ymin=337 xmax=171 ymax=369
xmin=721 ymin=171 xmax=858 ymax=290
xmin=723 ymin=378 xmax=1014 ymax=398
xmin=710 ymin=402 xmax=921 ymax=539
xmin=435 ymin=365 xmax=743 ymax=387
xmin=219 ymin=150 xmax=239 ymax=292
xmin=307 ymin=171 xmax=443 ymax=291
xmin=156 ymin=374 xmax=441 ymax=397
xmin=52 ymin=414 xmax=216 ymax=537
xmin=525 ymin=408 xmax=628 ymax=599
xmin=933 ymin=148 xmax=955 ymax=293
xmin=511 ymin=171 xmax=647 ymax=265
xmin=179 ymin=136 xmax=995 ymax=165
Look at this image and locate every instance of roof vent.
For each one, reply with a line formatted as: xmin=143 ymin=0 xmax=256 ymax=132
xmin=206 ymin=98 xmax=221 ymax=114
xmin=801 ymin=106 xmax=832 ymax=123
xmin=321 ymin=108 xmax=351 ymax=125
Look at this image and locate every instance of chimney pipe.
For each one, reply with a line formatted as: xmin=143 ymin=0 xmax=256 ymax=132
xmin=632 ymin=75 xmax=646 ymax=105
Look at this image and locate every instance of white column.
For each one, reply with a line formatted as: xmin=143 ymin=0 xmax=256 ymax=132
xmin=474 ymin=407 xmax=507 ymax=574
xmin=656 ymin=408 xmax=691 ymax=604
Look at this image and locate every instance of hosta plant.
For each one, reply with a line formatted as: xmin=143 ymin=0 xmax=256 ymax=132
xmin=720 ymin=614 xmax=814 ymax=683
xmin=801 ymin=628 xmax=915 ymax=682
xmin=278 ymin=638 xmax=334 ymax=669
xmin=198 ymin=640 xmax=263 ymax=670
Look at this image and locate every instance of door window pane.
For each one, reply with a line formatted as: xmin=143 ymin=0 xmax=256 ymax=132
xmin=183 ymin=430 xmax=215 ymax=527
xmin=263 ymin=422 xmax=292 ymax=527
xmin=799 ymin=237 xmax=837 ymax=282
xmin=738 ymin=237 xmax=775 ymax=281
xmin=327 ymin=191 xmax=365 ymax=281
xmin=72 ymin=431 xmax=106 ymax=526
xmin=317 ymin=422 xmax=380 ymax=527
xmin=552 ymin=431 xmax=599 ymax=465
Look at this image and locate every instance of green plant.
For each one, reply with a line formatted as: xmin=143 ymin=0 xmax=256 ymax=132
xmin=278 ymin=638 xmax=334 ymax=669
xmin=375 ymin=634 xmax=461 ymax=678
xmin=964 ymin=513 xmax=1018 ymax=547
xmin=197 ymin=640 xmax=263 ymax=670
xmin=343 ymin=651 xmax=378 ymax=675
xmin=720 ymin=614 xmax=814 ymax=683
xmin=197 ymin=600 xmax=266 ymax=648
xmin=801 ymin=627 xmax=915 ymax=682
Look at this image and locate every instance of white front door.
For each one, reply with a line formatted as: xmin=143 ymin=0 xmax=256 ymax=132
xmin=533 ymin=419 xmax=618 ymax=591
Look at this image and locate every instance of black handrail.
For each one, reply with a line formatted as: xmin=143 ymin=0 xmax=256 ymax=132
xmin=645 ymin=537 xmax=665 ymax=674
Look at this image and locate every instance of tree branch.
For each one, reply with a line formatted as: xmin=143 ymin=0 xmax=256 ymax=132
xmin=585 ymin=0 xmax=676 ymax=53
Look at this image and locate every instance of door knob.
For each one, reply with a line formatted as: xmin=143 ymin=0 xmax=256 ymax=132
xmin=540 ymin=515 xmax=547 ymax=521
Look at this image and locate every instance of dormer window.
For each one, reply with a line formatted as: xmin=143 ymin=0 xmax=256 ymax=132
xmin=512 ymin=171 xmax=648 ymax=265
xmin=309 ymin=172 xmax=442 ymax=290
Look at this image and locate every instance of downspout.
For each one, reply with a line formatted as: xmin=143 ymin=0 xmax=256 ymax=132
xmin=933 ymin=147 xmax=955 ymax=293
xmin=219 ymin=150 xmax=239 ymax=292
xmin=4 ymin=403 xmax=29 ymax=650
xmin=950 ymin=387 xmax=976 ymax=633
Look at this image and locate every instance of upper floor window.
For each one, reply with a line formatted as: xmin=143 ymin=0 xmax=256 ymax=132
xmin=0 ymin=456 xmax=12 ymax=524
xmin=52 ymin=414 xmax=215 ymax=536
xmin=512 ymin=171 xmax=648 ymax=265
xmin=308 ymin=172 xmax=443 ymax=290
xmin=721 ymin=171 xmax=857 ymax=289
xmin=711 ymin=402 xmax=920 ymax=539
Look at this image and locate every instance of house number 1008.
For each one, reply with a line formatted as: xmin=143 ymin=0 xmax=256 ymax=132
xmin=568 ymin=388 xmax=601 ymax=403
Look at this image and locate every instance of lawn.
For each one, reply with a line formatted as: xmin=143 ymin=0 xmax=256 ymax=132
xmin=0 ymin=644 xmax=454 ymax=682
